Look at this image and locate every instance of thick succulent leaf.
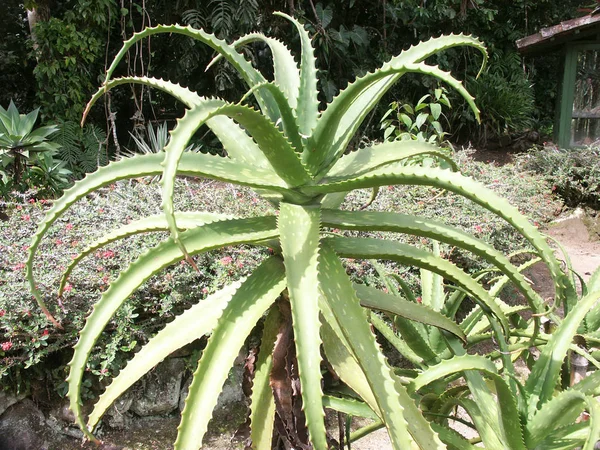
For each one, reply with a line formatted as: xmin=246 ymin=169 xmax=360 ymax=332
xmin=59 ymin=212 xmax=234 ymax=295
xmin=412 ymin=353 xmax=525 ymax=450
xmin=319 ymin=243 xmax=446 ymax=450
xmin=83 ymin=76 xmax=203 ymax=122
xmin=321 ymin=208 xmax=543 ymax=316
xmin=27 ymin=151 xmax=295 ymax=320
xmin=312 ymin=167 xmax=574 ymax=306
xmin=175 ymin=257 xmax=286 ymax=449
xmin=354 ymin=283 xmax=465 ymax=342
xmin=66 ymin=217 xmax=278 ymax=437
xmin=527 ymin=389 xmax=600 ymax=449
xmin=326 ymin=140 xmax=457 ymax=179
xmin=104 ymin=24 xmax=280 ymax=122
xmin=161 ymin=101 xmax=310 ymax=257
xmin=534 ymin=422 xmax=594 ymax=450
xmin=526 ymin=290 xmax=600 ymax=416
xmin=583 ymin=268 xmax=600 ymax=331
xmin=249 ymin=306 xmax=281 ymax=450
xmin=240 ymin=82 xmax=303 ymax=152
xmin=326 ymin=236 xmax=509 ymax=335
xmin=87 ymin=280 xmax=242 ymax=430
xmin=320 ymin=313 xmax=380 ymax=415
xmin=308 ymin=35 xmax=486 ymax=176
xmin=322 ymin=396 xmax=378 ymax=420
xmin=409 ymin=354 xmax=497 ymax=392
xmin=278 ymin=203 xmax=326 ymax=449
xmin=571 ymin=370 xmax=600 ymax=397
xmin=206 ymin=32 xmax=300 ymax=111
xmin=430 ymin=424 xmax=478 ymax=450
xmin=368 ymin=313 xmax=425 ymax=366
xmin=82 ymin=76 xmax=271 ymax=169
xmin=274 ymin=12 xmax=319 ymax=139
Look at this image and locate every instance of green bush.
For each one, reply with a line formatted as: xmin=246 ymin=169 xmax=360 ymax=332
xmin=516 ymin=144 xmax=600 ymax=209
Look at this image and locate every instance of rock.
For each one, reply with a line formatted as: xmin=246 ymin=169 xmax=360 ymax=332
xmin=106 ymin=393 xmax=134 ymax=429
xmin=131 ymin=358 xmax=185 ymax=416
xmin=0 ymin=399 xmax=49 ymax=450
xmin=179 ymin=354 xmax=245 ymax=414
xmin=0 ymin=391 xmax=26 ymax=416
xmin=48 ymin=399 xmax=75 ymax=425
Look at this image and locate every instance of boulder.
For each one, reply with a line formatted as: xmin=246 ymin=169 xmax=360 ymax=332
xmin=130 ymin=358 xmax=185 ymax=416
xmin=0 ymin=399 xmax=49 ymax=450
xmin=0 ymin=391 xmax=26 ymax=416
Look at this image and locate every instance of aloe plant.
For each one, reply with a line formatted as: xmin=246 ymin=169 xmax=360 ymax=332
xmin=366 ymin=253 xmax=600 ymax=450
xmin=27 ymin=13 xmax=586 ymax=450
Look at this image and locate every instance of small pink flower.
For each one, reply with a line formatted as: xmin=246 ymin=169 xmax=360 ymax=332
xmin=0 ymin=310 xmax=5 ymax=317
xmin=21 ymin=214 xmax=30 ymax=221
xmin=416 ymin=297 xmax=422 ymax=304
xmin=473 ymin=225 xmax=483 ymax=233
xmin=16 ymin=205 xmax=22 ymax=210
xmin=65 ymin=223 xmax=73 ymax=231
xmin=102 ymin=250 xmax=115 ymax=259
xmin=220 ymin=256 xmax=233 ymax=265
xmin=201 ymin=287 xmax=209 ymax=294
xmin=42 ymin=329 xmax=49 ymax=336
xmin=13 ymin=262 xmax=25 ymax=271
xmin=55 ymin=239 xmax=63 ymax=245
xmin=63 ymin=283 xmax=73 ymax=293
xmin=1 ymin=341 xmax=12 ymax=351
xmin=28 ymin=198 xmax=35 ymax=204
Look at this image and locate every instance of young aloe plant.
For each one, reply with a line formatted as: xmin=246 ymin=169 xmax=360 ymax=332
xmin=363 ymin=252 xmax=600 ymax=450
xmin=27 ymin=13 xmax=580 ymax=450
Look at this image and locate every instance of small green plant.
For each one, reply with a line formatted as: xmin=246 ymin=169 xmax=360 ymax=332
xmin=380 ymin=88 xmax=452 ymax=147
xmin=0 ymin=101 xmax=61 ymax=189
xmin=55 ymin=120 xmax=107 ymax=178
xmin=27 ymin=13 xmax=587 ymax=450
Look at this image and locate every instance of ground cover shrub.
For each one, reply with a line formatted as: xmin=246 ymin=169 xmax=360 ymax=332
xmin=516 ymin=144 xmax=600 ymax=209
xmin=23 ymin=14 xmax=597 ymax=450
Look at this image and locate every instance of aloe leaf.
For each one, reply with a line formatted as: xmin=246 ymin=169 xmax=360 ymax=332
xmin=66 ymin=217 xmax=278 ymax=437
xmin=322 ymin=396 xmax=378 ymax=420
xmin=274 ymin=12 xmax=318 ymax=139
xmin=27 ymin=151 xmax=296 ymax=320
xmin=571 ymin=370 xmax=600 ymax=396
xmin=321 ymin=209 xmax=545 ymax=314
xmin=249 ymin=306 xmax=281 ymax=450
xmin=354 ymin=283 xmax=465 ymax=342
xmin=327 ymin=141 xmax=457 ymax=178
xmin=430 ymin=424 xmax=478 ymax=450
xmin=312 ymin=167 xmax=574 ymax=306
xmin=160 ymin=101 xmax=310 ymax=258
xmin=527 ymin=390 xmax=600 ymax=449
xmin=240 ymin=82 xmax=303 ymax=152
xmin=83 ymin=76 xmax=204 ymax=122
xmin=104 ymin=24 xmax=280 ymax=122
xmin=320 ymin=316 xmax=380 ymax=416
xmin=206 ymin=32 xmax=300 ymax=111
xmin=526 ymin=290 xmax=600 ymax=415
xmin=87 ymin=280 xmax=242 ymax=430
xmin=320 ymin=243 xmax=446 ymax=449
xmin=326 ymin=236 xmax=510 ymax=335
xmin=409 ymin=354 xmax=497 ymax=392
xmin=82 ymin=76 xmax=272 ymax=169
xmin=309 ymin=35 xmax=486 ymax=176
xmin=278 ymin=203 xmax=326 ymax=449
xmin=534 ymin=422 xmax=590 ymax=450
xmin=175 ymin=257 xmax=286 ymax=449
xmin=59 ymin=212 xmax=234 ymax=295
xmin=368 ymin=313 xmax=425 ymax=366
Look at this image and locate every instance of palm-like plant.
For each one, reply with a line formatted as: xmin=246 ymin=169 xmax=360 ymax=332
xmin=27 ymin=13 xmax=593 ymax=450
xmin=0 ymin=101 xmax=60 ymax=185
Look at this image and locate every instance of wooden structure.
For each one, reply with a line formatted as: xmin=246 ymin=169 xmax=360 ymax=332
xmin=517 ymin=14 xmax=600 ymax=148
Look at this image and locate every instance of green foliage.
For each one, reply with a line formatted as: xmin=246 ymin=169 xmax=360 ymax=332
xmin=0 ymin=100 xmax=69 ymax=197
xmin=380 ymin=88 xmax=452 ymax=148
xmin=516 ymin=144 xmax=600 ymax=208
xmin=26 ymin=14 xmax=589 ymax=450
xmin=55 ymin=120 xmax=107 ymax=177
